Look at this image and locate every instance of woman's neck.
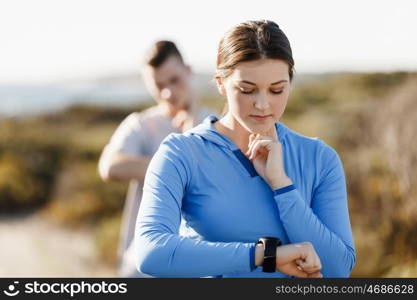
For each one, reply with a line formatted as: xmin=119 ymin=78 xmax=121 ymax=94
xmin=215 ymin=113 xmax=251 ymax=153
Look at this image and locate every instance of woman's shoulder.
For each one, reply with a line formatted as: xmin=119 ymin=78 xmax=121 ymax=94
xmin=161 ymin=116 xmax=217 ymax=148
xmin=160 ymin=130 xmax=199 ymax=144
xmin=281 ymin=123 xmax=321 ymax=145
xmin=157 ymin=131 xmax=202 ymax=158
xmin=282 ymin=123 xmax=339 ymax=158
xmin=159 ymin=132 xmax=188 ymax=149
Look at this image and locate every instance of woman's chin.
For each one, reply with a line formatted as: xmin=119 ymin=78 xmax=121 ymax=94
xmin=245 ymin=123 xmax=275 ymax=135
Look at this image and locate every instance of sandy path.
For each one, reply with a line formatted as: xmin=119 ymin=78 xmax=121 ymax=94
xmin=0 ymin=213 xmax=116 ymax=277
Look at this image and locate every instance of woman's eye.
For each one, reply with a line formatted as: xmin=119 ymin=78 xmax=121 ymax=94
xmin=239 ymin=89 xmax=254 ymax=94
xmin=271 ymin=90 xmax=283 ymax=94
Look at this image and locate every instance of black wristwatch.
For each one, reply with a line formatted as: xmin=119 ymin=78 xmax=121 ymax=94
xmin=257 ymin=237 xmax=282 ymax=273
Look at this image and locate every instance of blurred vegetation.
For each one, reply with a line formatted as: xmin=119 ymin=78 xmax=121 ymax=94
xmin=0 ymin=103 xmax=151 ymax=266
xmin=1 ymin=72 xmax=416 ymax=276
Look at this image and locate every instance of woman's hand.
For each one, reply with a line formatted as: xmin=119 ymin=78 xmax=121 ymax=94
xmin=275 ymin=242 xmax=323 ymax=278
xmin=244 ymin=126 xmax=292 ymax=189
xmin=255 ymin=241 xmax=322 ymax=277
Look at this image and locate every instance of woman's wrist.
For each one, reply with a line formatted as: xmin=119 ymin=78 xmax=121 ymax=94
xmin=255 ymin=243 xmax=264 ymax=266
xmin=269 ymin=176 xmax=293 ymax=190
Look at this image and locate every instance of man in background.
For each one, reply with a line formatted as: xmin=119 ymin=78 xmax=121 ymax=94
xmin=98 ymin=41 xmax=209 ymax=277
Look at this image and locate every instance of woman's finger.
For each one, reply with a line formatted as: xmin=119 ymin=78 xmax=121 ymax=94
xmin=278 ymin=262 xmax=309 ymax=278
xmin=307 ymin=271 xmax=323 ymax=278
xmin=249 ymin=133 xmax=256 ymax=144
xmin=246 ymin=134 xmax=275 ymax=158
xmin=248 ymin=140 xmax=271 ymax=160
xmin=297 ymin=256 xmax=321 ymax=273
xmin=248 ymin=140 xmax=261 ymax=160
xmin=245 ymin=134 xmax=256 ymax=156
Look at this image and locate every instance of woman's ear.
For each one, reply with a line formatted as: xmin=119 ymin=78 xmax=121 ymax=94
xmin=215 ymin=76 xmax=227 ymax=96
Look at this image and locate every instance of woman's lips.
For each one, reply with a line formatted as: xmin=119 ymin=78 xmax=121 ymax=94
xmin=250 ymin=114 xmax=272 ymax=121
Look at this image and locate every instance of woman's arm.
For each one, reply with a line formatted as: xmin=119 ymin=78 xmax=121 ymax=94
xmin=247 ymin=130 xmax=355 ymax=277
xmin=134 ymin=134 xmax=256 ymax=277
xmin=273 ymin=144 xmax=356 ymax=277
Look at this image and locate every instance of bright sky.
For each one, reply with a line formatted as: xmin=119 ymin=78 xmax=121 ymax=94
xmin=1 ymin=0 xmax=416 ymax=84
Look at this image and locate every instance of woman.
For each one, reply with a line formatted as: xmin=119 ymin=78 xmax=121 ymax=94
xmin=134 ymin=20 xmax=356 ymax=278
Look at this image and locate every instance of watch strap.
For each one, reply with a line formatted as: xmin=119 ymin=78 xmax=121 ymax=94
xmin=258 ymin=237 xmax=281 ymax=273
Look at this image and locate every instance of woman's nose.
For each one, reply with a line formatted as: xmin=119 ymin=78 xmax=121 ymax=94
xmin=254 ymin=93 xmax=270 ymax=110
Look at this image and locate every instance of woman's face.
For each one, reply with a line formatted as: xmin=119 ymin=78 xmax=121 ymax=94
xmin=217 ymin=58 xmax=291 ymax=134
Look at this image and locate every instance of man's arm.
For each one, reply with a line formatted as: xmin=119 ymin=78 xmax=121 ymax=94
xmin=98 ymin=151 xmax=152 ymax=182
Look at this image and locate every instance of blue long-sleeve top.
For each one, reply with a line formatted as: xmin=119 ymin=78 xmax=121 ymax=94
xmin=134 ymin=115 xmax=356 ymax=277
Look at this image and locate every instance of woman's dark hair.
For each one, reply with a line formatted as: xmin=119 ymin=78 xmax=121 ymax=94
xmin=215 ymin=20 xmax=294 ymax=81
